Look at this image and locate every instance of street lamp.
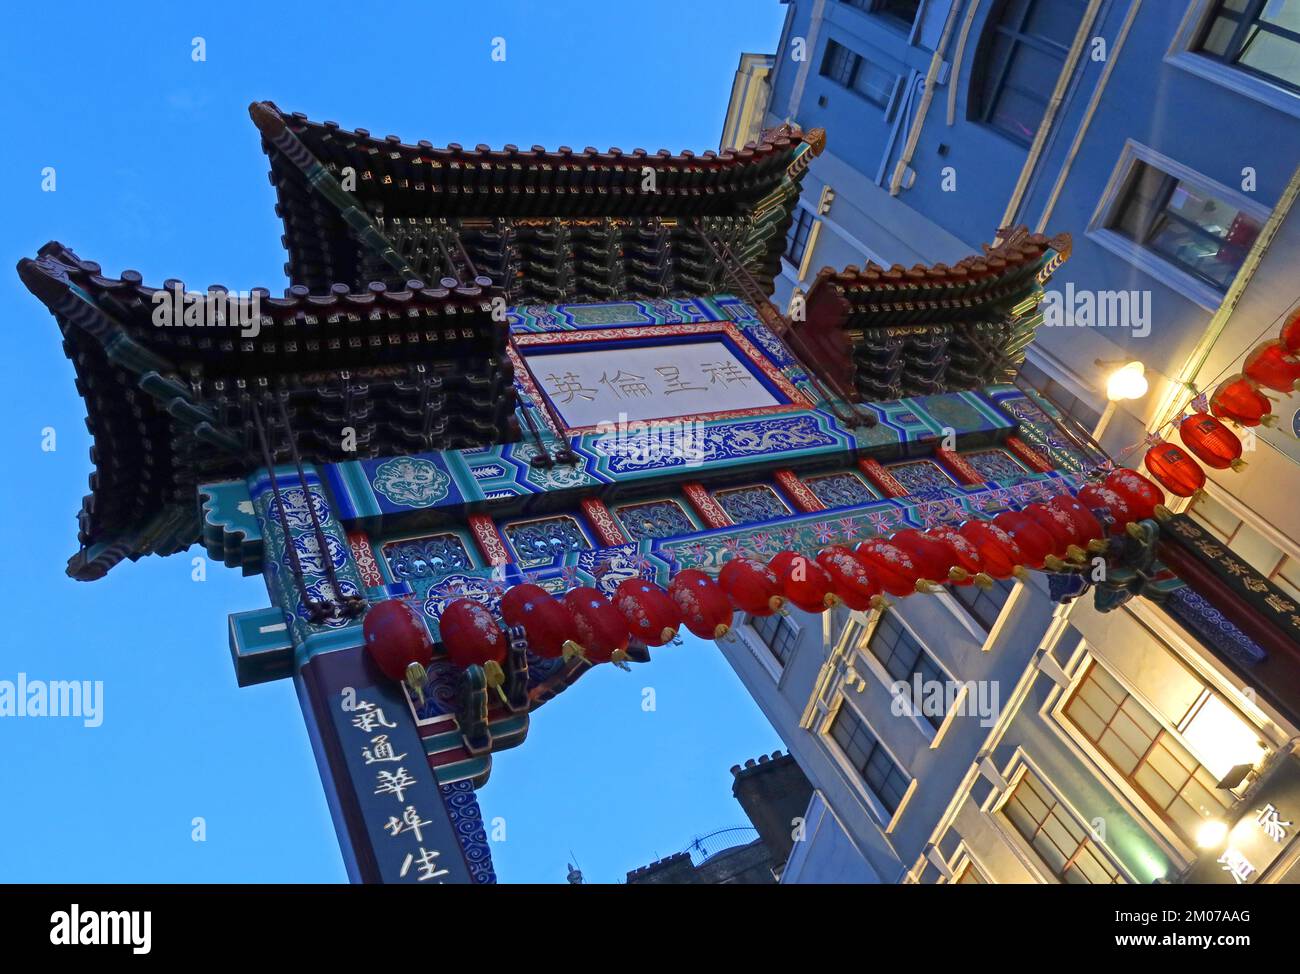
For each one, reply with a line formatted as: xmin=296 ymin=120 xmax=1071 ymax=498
xmin=1195 ymin=818 xmax=1229 ymax=850
xmin=1103 ymin=360 xmax=1149 ymax=401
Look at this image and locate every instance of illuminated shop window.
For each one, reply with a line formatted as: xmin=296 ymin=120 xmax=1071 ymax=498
xmin=999 ymin=769 xmax=1126 ymax=884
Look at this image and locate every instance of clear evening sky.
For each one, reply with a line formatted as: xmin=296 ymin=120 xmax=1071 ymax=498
xmin=0 ymin=0 xmax=787 ymax=883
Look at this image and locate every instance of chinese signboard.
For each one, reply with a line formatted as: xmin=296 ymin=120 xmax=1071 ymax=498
xmin=525 ymin=340 xmax=780 ymax=428
xmin=1186 ymin=747 xmax=1300 ymax=884
xmin=302 ymin=645 xmax=472 ymax=884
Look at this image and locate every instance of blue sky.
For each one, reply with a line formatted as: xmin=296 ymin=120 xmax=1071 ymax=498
xmin=0 ymin=0 xmax=788 ymax=883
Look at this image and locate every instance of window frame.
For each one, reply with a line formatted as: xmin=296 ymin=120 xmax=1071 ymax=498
xmin=969 ymin=0 xmax=1089 ymax=147
xmin=783 ymin=206 xmax=818 ymax=272
xmin=819 ymin=37 xmax=899 ymax=108
xmin=987 ymin=755 xmax=1134 ymax=884
xmin=748 ymin=611 xmax=802 ymax=670
xmin=950 ymin=576 xmax=1018 ymax=633
xmin=823 ymin=696 xmax=916 ymax=829
xmin=1166 ymin=0 xmax=1300 ymax=118
xmin=1087 ymin=141 xmax=1272 ymax=310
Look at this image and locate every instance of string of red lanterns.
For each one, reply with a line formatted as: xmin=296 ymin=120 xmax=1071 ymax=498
xmin=1138 ymin=307 xmax=1300 ymax=498
xmin=363 ymin=469 xmax=1173 ymax=695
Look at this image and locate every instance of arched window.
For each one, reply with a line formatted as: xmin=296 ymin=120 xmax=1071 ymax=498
xmin=969 ymin=0 xmax=1088 ymax=145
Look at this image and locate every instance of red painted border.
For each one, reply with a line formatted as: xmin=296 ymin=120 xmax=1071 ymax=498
xmin=774 ymin=469 xmax=826 ymax=513
xmin=467 ymin=514 xmax=511 ymax=566
xmin=580 ymin=497 xmax=629 ymax=546
xmin=935 ymin=448 xmax=985 ymax=486
xmin=1005 ymin=436 xmax=1056 ymax=473
xmin=682 ymin=482 xmax=733 ymax=529
xmin=857 ymin=458 xmax=908 ymax=498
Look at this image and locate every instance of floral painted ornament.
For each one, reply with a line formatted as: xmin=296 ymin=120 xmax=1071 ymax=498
xmin=993 ymin=510 xmax=1057 ymax=570
xmin=924 ymin=526 xmax=995 ymax=589
xmin=1023 ymin=502 xmax=1086 ymax=564
xmin=958 ymin=520 xmax=1029 ymax=581
xmin=668 ymin=569 xmax=733 ymax=640
xmin=1101 ymin=468 xmax=1165 ymax=522
xmin=499 ymin=583 xmax=582 ymax=659
xmin=563 ymin=587 xmax=630 ymax=665
xmin=815 ymin=546 xmax=886 ymax=611
xmin=613 ymin=578 xmax=680 ymax=647
xmin=1047 ymin=494 xmax=1107 ymax=554
xmin=769 ymin=550 xmax=838 ymax=613
xmin=719 ymin=556 xmax=785 ymax=617
xmin=363 ymin=598 xmax=434 ymax=705
xmin=891 ymin=529 xmax=968 ymax=587
xmin=853 ymin=538 xmax=926 ymax=597
xmin=1078 ymin=481 xmax=1138 ymax=534
xmin=438 ymin=598 xmax=508 ymax=699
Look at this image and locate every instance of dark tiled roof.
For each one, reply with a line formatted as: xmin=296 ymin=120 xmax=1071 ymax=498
xmin=254 ymin=102 xmax=820 ymax=303
xmin=18 ymin=242 xmax=517 ymax=579
xmin=797 ymin=228 xmax=1072 ymax=401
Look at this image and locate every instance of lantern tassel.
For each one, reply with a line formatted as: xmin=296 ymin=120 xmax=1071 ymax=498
xmin=1065 ymin=545 xmax=1087 ymax=564
xmin=1043 ymin=554 xmax=1069 ymax=572
xmin=610 ymin=648 xmax=632 ymax=671
xmin=1230 ymin=459 xmax=1248 ymax=472
xmin=483 ymin=660 xmax=508 ymax=704
xmin=1086 ymin=538 xmax=1108 ymax=554
xmin=1153 ymin=504 xmax=1173 ymax=521
xmin=869 ymin=594 xmax=891 ymax=611
xmin=973 ymin=572 xmax=995 ymax=591
xmin=823 ymin=593 xmax=842 ymax=609
xmin=948 ymin=567 xmax=970 ymax=583
xmin=713 ymin=623 xmax=731 ymax=640
xmin=1012 ymin=566 xmax=1031 ymax=582
xmin=915 ymin=579 xmax=943 ymax=594
xmin=404 ymin=662 xmax=428 ymax=707
xmin=561 ymin=639 xmax=587 ymax=662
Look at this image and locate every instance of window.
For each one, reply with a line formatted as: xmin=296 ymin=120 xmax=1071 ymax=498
xmin=864 ymin=614 xmax=947 ymax=729
xmin=749 ymin=612 xmax=800 ymax=667
xmin=952 ymin=577 xmax=1016 ymax=631
xmin=820 ymin=39 xmax=897 ymax=106
xmin=784 ymin=208 xmax=816 ymax=268
xmin=971 ymin=0 xmax=1088 ymax=145
xmin=1197 ymin=0 xmax=1300 ymax=93
xmin=1107 ymin=160 xmax=1263 ymax=293
xmin=1063 ymin=661 xmax=1231 ymax=845
xmin=999 ymin=769 xmax=1126 ymax=883
xmin=829 ymin=704 xmax=911 ymax=814
xmin=842 ymin=0 xmax=921 ymax=27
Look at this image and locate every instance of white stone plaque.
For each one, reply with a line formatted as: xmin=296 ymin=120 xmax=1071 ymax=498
xmin=525 ymin=340 xmax=780 ymax=428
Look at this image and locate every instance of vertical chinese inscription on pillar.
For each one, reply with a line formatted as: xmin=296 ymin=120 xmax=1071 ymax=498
xmin=328 ymin=676 xmax=472 ymax=883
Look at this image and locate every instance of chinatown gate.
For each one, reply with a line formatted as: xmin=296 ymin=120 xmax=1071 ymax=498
xmin=20 ymin=103 xmax=1300 ymax=884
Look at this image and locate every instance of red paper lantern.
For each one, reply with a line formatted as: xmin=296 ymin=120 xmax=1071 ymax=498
xmin=925 ymin=526 xmax=994 ymax=588
xmin=1080 ymin=481 xmax=1138 ymax=532
xmin=563 ymin=587 xmax=630 ymax=664
xmin=668 ymin=570 xmax=734 ymax=640
xmin=1281 ymin=307 xmax=1300 ymax=355
xmin=1047 ymin=493 xmax=1106 ymax=554
xmin=892 ymin=528 xmax=966 ymax=586
xmin=613 ymin=578 xmax=681 ymax=647
xmin=853 ymin=538 xmax=924 ymax=597
xmin=363 ymin=599 xmax=435 ymax=703
xmin=719 ymin=556 xmax=785 ymax=617
xmin=438 ymin=598 xmax=509 ymax=694
xmin=1144 ymin=442 xmax=1206 ymax=499
xmin=500 ymin=583 xmax=581 ymax=659
xmin=1211 ymin=374 xmax=1276 ymax=427
xmin=816 ymin=546 xmax=885 ymax=611
xmin=770 ymin=550 xmax=838 ymax=613
xmin=1244 ymin=341 xmax=1300 ymax=393
xmin=959 ymin=520 xmax=1027 ymax=581
xmin=1179 ymin=413 xmax=1244 ymax=471
xmin=994 ymin=511 xmax=1056 ymax=569
xmin=1023 ymin=502 xmax=1081 ymax=558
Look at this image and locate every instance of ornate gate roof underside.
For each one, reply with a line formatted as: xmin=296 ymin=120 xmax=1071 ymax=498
xmin=796 ymin=227 xmax=1072 ymax=401
xmin=253 ymin=101 xmax=822 ymax=305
